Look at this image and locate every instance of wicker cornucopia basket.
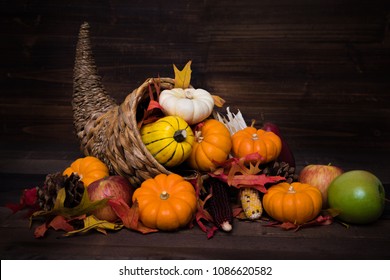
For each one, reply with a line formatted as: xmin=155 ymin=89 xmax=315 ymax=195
xmin=73 ymin=22 xmax=178 ymax=187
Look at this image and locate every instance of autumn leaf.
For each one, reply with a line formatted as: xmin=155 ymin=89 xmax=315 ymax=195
xmin=63 ymin=215 xmax=123 ymax=236
xmin=212 ymin=95 xmax=226 ymax=107
xmin=109 ymin=198 xmax=158 ymax=234
xmin=174 ymin=60 xmax=192 ymax=89
xmin=195 ymin=192 xmax=220 ymax=239
xmin=34 ymin=215 xmax=76 ymax=238
xmin=31 ymin=187 xmax=108 ymax=219
xmin=264 ymin=214 xmax=334 ymax=232
xmin=138 ymin=78 xmax=165 ymax=128
xmin=6 ymin=187 xmax=39 ymax=215
xmin=209 ymin=153 xmax=285 ymax=193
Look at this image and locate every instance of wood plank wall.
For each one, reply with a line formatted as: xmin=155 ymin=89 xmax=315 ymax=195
xmin=1 ymin=0 xmax=389 ymax=189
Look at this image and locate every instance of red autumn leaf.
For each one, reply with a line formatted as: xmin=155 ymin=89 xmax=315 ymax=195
xmin=264 ymin=214 xmax=334 ymax=232
xmin=190 ymin=174 xmax=220 ymax=239
xmin=209 ymin=153 xmax=285 ymax=194
xmin=108 ymin=198 xmax=158 ymax=234
xmin=34 ymin=222 xmax=49 ymax=238
xmin=34 ymin=215 xmax=76 ymax=238
xmin=194 ymin=192 xmax=220 ymax=239
xmin=209 ymin=173 xmax=284 ymax=193
xmin=137 ymin=78 xmax=165 ymax=128
xmin=6 ymin=187 xmax=39 ymax=214
xmin=49 ymin=215 xmax=75 ymax=232
xmin=232 ymin=204 xmax=244 ymax=218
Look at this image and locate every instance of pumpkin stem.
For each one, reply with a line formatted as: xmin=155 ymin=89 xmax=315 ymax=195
xmin=173 ymin=129 xmax=187 ymax=143
xmin=287 ymin=185 xmax=296 ymax=194
xmin=250 ymin=119 xmax=256 ymax=127
xmin=251 ymin=133 xmax=259 ymax=140
xmin=160 ymin=191 xmax=170 ymax=200
xmin=184 ymin=89 xmax=194 ymax=99
xmin=195 ymin=130 xmax=204 ymax=143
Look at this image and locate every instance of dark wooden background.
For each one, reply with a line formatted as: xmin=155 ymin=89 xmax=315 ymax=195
xmin=1 ymin=0 xmax=390 ymax=260
xmin=1 ymin=0 xmax=389 ymax=188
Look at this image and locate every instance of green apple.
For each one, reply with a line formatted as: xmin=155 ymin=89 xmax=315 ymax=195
xmin=327 ymin=170 xmax=385 ymax=224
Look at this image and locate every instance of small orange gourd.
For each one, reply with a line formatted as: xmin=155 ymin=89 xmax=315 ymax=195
xmin=263 ymin=182 xmax=322 ymax=224
xmin=63 ymin=156 xmax=109 ymax=187
xmin=187 ymin=119 xmax=232 ymax=172
xmin=132 ymin=173 xmax=197 ymax=231
xmin=231 ymin=126 xmax=282 ymax=163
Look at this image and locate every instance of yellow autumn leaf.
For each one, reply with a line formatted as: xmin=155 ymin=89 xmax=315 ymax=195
xmin=31 ymin=188 xmax=108 ymax=219
xmin=174 ymin=60 xmax=192 ymax=89
xmin=63 ymin=215 xmax=123 ymax=236
xmin=212 ymin=95 xmax=226 ymax=107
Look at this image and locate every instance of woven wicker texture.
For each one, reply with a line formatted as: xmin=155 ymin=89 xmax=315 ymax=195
xmin=72 ymin=22 xmax=174 ymax=186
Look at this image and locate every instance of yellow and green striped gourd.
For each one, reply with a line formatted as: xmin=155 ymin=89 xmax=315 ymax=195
xmin=141 ymin=116 xmax=194 ymax=167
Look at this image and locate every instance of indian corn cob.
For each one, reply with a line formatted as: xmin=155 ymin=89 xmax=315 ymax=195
xmin=240 ymin=187 xmax=263 ymax=220
xmin=204 ymin=177 xmax=233 ymax=232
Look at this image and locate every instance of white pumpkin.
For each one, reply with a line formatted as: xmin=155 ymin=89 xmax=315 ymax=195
xmin=159 ymin=88 xmax=214 ymax=125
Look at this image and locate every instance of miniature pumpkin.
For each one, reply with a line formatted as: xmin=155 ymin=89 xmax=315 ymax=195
xmin=132 ymin=173 xmax=197 ymax=231
xmin=158 ymin=88 xmax=214 ymax=125
xmin=231 ymin=126 xmax=282 ymax=163
xmin=263 ymin=182 xmax=322 ymax=224
xmin=63 ymin=156 xmax=109 ymax=187
xmin=141 ymin=116 xmax=194 ymax=167
xmin=187 ymin=119 xmax=232 ymax=171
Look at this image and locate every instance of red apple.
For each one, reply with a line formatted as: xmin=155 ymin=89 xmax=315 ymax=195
xmin=87 ymin=175 xmax=134 ymax=222
xmin=299 ymin=164 xmax=343 ymax=208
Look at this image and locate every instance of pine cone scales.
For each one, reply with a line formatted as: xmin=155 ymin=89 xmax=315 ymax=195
xmin=261 ymin=161 xmax=298 ymax=183
xmin=37 ymin=172 xmax=85 ymax=211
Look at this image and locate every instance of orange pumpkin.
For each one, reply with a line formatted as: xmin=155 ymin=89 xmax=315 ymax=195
xmin=231 ymin=127 xmax=282 ymax=163
xmin=187 ymin=119 xmax=232 ymax=171
xmin=263 ymin=182 xmax=322 ymax=224
xmin=132 ymin=173 xmax=197 ymax=231
xmin=63 ymin=156 xmax=109 ymax=187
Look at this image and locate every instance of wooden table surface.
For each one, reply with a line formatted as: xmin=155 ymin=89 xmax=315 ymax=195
xmin=1 ymin=0 xmax=390 ymax=260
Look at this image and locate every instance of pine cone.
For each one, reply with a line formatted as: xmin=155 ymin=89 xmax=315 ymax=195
xmin=37 ymin=172 xmax=85 ymax=211
xmin=261 ymin=161 xmax=299 ymax=183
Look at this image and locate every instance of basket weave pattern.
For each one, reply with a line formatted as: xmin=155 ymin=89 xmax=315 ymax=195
xmin=73 ymin=22 xmax=174 ymax=186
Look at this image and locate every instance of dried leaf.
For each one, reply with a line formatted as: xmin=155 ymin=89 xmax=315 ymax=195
xmin=264 ymin=214 xmax=334 ymax=232
xmin=64 ymin=215 xmax=123 ymax=237
xmin=232 ymin=205 xmax=245 ymax=219
xmin=210 ymin=153 xmax=285 ymax=193
xmin=212 ymin=95 xmax=226 ymax=107
xmin=109 ymin=198 xmax=158 ymax=234
xmin=138 ymin=79 xmax=165 ymax=128
xmin=34 ymin=222 xmax=49 ymax=238
xmin=34 ymin=215 xmax=75 ymax=238
xmin=190 ymin=175 xmax=220 ymax=239
xmin=174 ymin=60 xmax=192 ymax=89
xmin=31 ymin=187 xmax=108 ymax=219
xmin=6 ymin=187 xmax=39 ymax=214
xmin=195 ymin=206 xmax=219 ymax=239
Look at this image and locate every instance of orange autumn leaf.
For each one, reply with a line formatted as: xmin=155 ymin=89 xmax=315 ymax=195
xmin=174 ymin=60 xmax=192 ymax=89
xmin=108 ymin=198 xmax=158 ymax=234
xmin=212 ymin=95 xmax=226 ymax=108
xmin=34 ymin=215 xmax=75 ymax=238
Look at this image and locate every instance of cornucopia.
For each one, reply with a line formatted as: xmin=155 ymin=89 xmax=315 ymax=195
xmin=6 ymin=22 xmax=386 ymax=239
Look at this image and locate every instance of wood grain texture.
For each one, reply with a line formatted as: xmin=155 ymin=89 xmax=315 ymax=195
xmin=1 ymin=0 xmax=389 ymax=175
